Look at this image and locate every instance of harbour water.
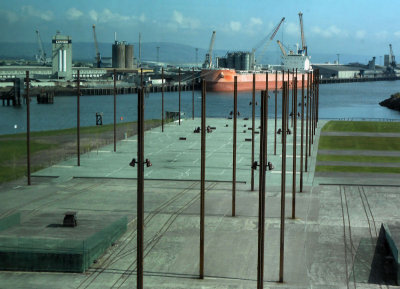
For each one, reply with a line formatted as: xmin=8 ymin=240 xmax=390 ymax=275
xmin=1 ymin=80 xmax=400 ymax=135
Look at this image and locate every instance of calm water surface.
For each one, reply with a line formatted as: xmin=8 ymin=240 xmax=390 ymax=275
xmin=1 ymin=80 xmax=400 ymax=135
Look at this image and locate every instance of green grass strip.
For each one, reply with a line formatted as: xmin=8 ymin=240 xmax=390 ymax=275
xmin=316 ymin=165 xmax=400 ymax=174
xmin=317 ymin=154 xmax=400 ymax=163
xmin=322 ymin=121 xmax=400 ymax=133
xmin=0 ymin=140 xmax=58 ymax=163
xmin=0 ymin=119 xmax=163 ymax=139
xmin=0 ymin=165 xmax=43 ymax=183
xmin=318 ymin=136 xmax=400 ymax=151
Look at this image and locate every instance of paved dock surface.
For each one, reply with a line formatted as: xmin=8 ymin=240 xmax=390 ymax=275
xmin=0 ymin=118 xmax=399 ymax=288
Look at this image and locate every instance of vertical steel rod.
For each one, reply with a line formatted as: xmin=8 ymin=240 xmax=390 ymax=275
xmin=305 ymin=73 xmax=309 ymax=172
xmin=179 ymin=67 xmax=181 ymax=125
xmin=257 ymin=90 xmax=267 ymax=289
xmin=137 ymin=88 xmax=144 ymax=289
xmin=200 ymin=80 xmax=206 ymax=279
xmin=309 ymin=72 xmax=313 ymax=152
xmin=274 ymin=70 xmax=278 ymax=155
xmin=300 ymin=75 xmax=305 ymax=192
xmin=292 ymin=77 xmax=297 ymax=219
xmin=113 ymin=69 xmax=117 ymax=152
xmin=257 ymin=91 xmax=265 ymax=289
xmin=192 ymin=67 xmax=195 ymax=120
xmin=26 ymin=71 xmax=31 ymax=185
xmin=77 ymin=70 xmax=80 ymax=167
xmin=261 ymin=90 xmax=268 ymax=283
xmin=162 ymin=67 xmax=164 ymax=132
xmin=232 ymin=76 xmax=237 ymax=217
xmin=251 ymin=73 xmax=255 ymax=191
xmin=279 ymin=82 xmax=287 ymax=283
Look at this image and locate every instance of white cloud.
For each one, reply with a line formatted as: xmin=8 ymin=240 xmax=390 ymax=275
xmin=89 ymin=9 xmax=131 ymax=23
xmin=139 ymin=13 xmax=146 ymax=23
xmin=250 ymin=17 xmax=262 ymax=26
xmin=284 ymin=22 xmax=299 ymax=36
xmin=375 ymin=30 xmax=388 ymax=40
xmin=171 ymin=10 xmax=199 ymax=29
xmin=311 ymin=25 xmax=347 ymax=38
xmin=355 ymin=30 xmax=366 ymax=39
xmin=66 ymin=8 xmax=83 ymax=20
xmin=173 ymin=10 xmax=184 ymax=25
xmin=0 ymin=10 xmax=18 ymax=23
xmin=230 ymin=21 xmax=241 ymax=32
xmin=89 ymin=10 xmax=98 ymax=22
xmin=21 ymin=5 xmax=53 ymax=21
xmin=395 ymin=31 xmax=400 ymax=38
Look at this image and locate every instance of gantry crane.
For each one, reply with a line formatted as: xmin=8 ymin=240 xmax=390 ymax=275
xmin=92 ymin=24 xmax=101 ymax=68
xmin=35 ymin=29 xmax=47 ymax=65
xmin=203 ymin=31 xmax=216 ymax=68
xmin=298 ymin=12 xmax=307 ymax=55
xmin=251 ymin=17 xmax=285 ymax=69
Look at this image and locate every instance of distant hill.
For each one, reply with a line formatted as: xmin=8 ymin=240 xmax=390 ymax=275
xmin=0 ymin=41 xmax=374 ymax=66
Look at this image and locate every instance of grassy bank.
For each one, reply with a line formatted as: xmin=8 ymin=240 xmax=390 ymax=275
xmin=0 ymin=119 xmax=164 ymax=184
xmin=321 ymin=120 xmax=400 ymax=133
xmin=317 ymin=120 xmax=400 ymax=174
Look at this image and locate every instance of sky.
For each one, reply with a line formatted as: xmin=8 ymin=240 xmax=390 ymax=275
xmin=1 ymin=0 xmax=400 ymax=63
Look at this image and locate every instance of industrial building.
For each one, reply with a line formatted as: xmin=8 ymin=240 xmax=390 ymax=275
xmin=52 ymin=33 xmax=72 ymax=80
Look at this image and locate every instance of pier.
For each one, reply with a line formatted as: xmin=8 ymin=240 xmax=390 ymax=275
xmin=320 ymin=75 xmax=400 ymax=84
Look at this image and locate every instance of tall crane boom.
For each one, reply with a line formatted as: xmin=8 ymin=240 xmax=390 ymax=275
xmin=92 ymin=24 xmax=101 ymax=68
xmin=203 ymin=31 xmax=216 ymax=68
xmin=298 ymin=12 xmax=307 ymax=55
xmin=277 ymin=40 xmax=287 ymax=56
xmin=35 ymin=29 xmax=47 ymax=65
xmin=252 ymin=17 xmax=285 ymax=68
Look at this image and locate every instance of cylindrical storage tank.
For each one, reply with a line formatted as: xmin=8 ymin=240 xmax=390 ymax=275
xmin=234 ymin=52 xmax=242 ymax=70
xmin=112 ymin=43 xmax=125 ymax=68
xmin=227 ymin=53 xmax=235 ymax=69
xmin=125 ymin=44 xmax=134 ymax=69
xmin=241 ymin=52 xmax=250 ymax=71
xmin=218 ymin=57 xmax=226 ymax=68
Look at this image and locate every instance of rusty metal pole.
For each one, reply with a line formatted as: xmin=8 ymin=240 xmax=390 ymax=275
xmin=305 ymin=73 xmax=309 ymax=172
xmin=200 ymin=80 xmax=206 ymax=279
xmin=274 ymin=70 xmax=278 ymax=155
xmin=137 ymin=88 xmax=145 ymax=289
xmin=300 ymin=75 xmax=305 ymax=192
xmin=77 ymin=70 xmax=80 ymax=167
xmin=192 ymin=67 xmax=195 ymax=120
xmin=257 ymin=90 xmax=267 ymax=289
xmin=279 ymin=81 xmax=287 ymax=283
xmin=310 ymin=72 xmax=314 ymax=150
xmin=257 ymin=91 xmax=265 ymax=289
xmin=291 ymin=69 xmax=294 ymax=128
xmin=113 ymin=69 xmax=117 ymax=152
xmin=251 ymin=73 xmax=255 ymax=191
xmin=261 ymin=90 xmax=268 ymax=281
xmin=179 ymin=67 xmax=181 ymax=125
xmin=26 ymin=71 xmax=31 ymax=185
xmin=162 ymin=67 xmax=164 ymax=132
xmin=232 ymin=76 xmax=237 ymax=216
xmin=292 ymin=77 xmax=297 ymax=219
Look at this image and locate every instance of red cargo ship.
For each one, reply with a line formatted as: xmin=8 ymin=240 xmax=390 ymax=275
xmin=200 ymin=69 xmax=310 ymax=92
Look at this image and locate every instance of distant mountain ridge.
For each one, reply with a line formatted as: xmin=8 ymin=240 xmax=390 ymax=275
xmin=0 ymin=41 xmax=373 ymax=65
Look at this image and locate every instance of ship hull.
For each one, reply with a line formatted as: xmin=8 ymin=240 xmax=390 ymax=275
xmin=201 ymin=69 xmax=310 ymax=92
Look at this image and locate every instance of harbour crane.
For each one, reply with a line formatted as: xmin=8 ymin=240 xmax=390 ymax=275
xmin=251 ymin=17 xmax=285 ymax=69
xmin=298 ymin=12 xmax=307 ymax=55
xmin=277 ymin=40 xmax=287 ymax=56
xmin=92 ymin=24 xmax=102 ymax=68
xmin=203 ymin=31 xmax=216 ymax=68
xmin=389 ymin=44 xmax=396 ymax=67
xmin=35 ymin=29 xmax=47 ymax=65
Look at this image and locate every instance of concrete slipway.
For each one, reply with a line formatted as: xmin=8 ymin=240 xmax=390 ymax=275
xmin=0 ymin=117 xmax=399 ymax=288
